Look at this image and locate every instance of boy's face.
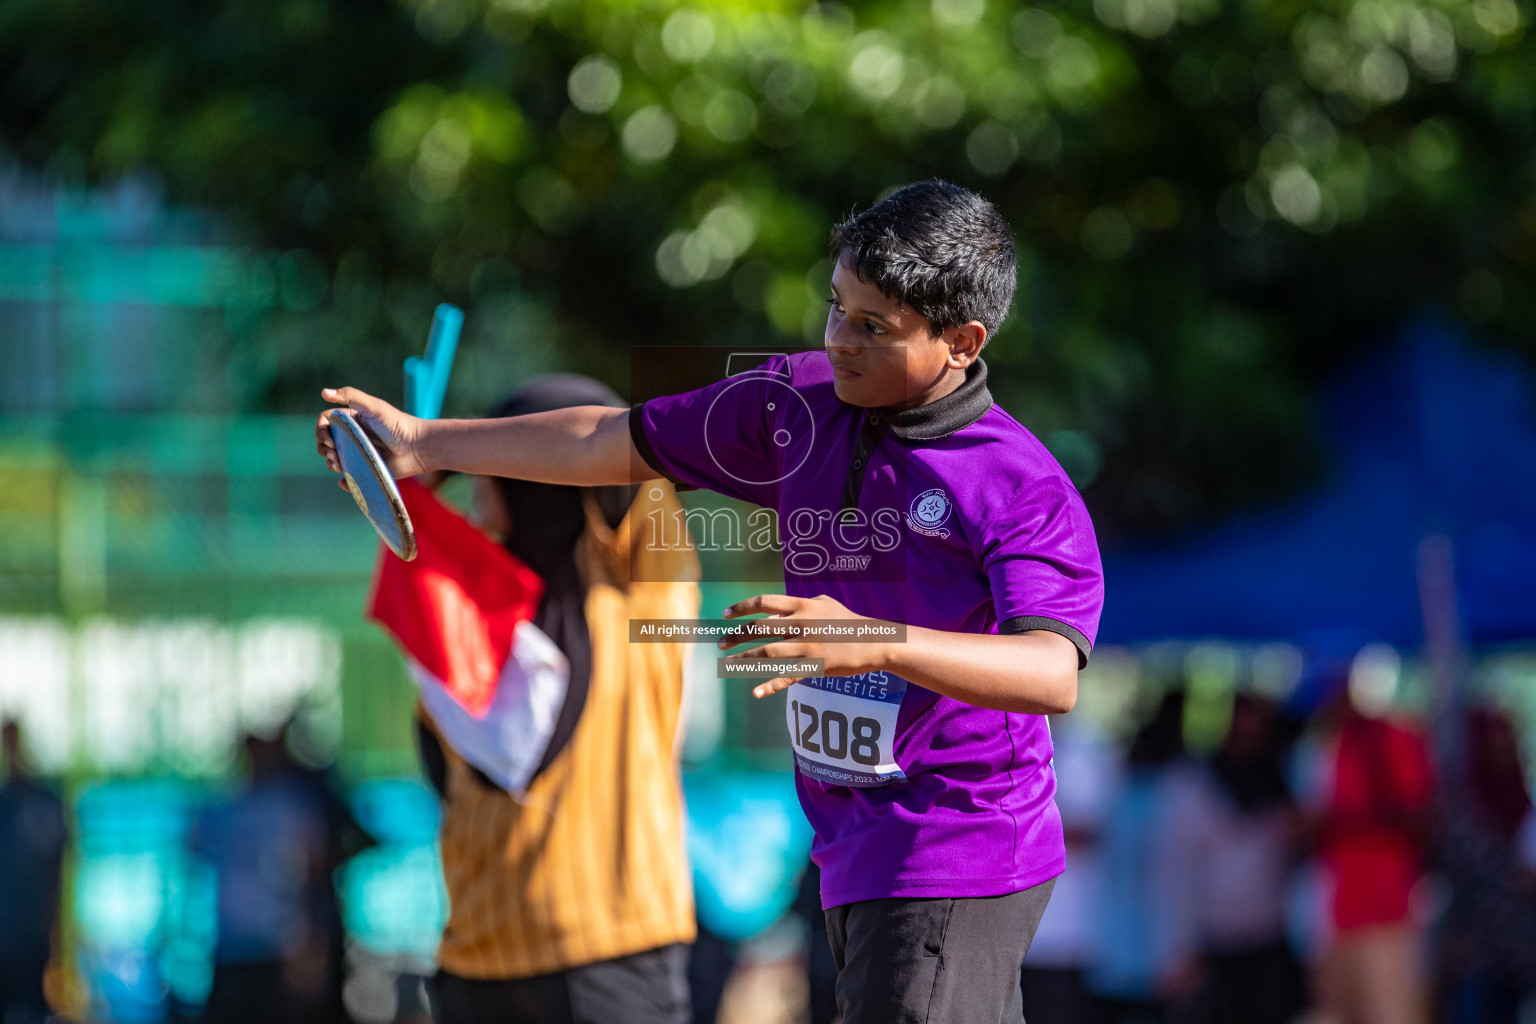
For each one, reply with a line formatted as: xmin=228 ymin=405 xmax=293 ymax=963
xmin=823 ymin=254 xmax=982 ymax=409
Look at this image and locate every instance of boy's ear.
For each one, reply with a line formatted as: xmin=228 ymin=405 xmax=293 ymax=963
xmin=946 ymin=321 xmax=988 ymax=366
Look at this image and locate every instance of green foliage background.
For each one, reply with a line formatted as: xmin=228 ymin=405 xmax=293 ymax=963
xmin=3 ymin=0 xmax=1533 ymax=540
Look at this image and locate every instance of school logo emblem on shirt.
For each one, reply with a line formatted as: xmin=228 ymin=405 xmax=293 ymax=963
xmin=907 ymin=488 xmax=953 ymax=539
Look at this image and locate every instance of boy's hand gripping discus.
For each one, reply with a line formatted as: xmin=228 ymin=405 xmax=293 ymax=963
xmin=329 ymin=304 xmax=463 ymax=560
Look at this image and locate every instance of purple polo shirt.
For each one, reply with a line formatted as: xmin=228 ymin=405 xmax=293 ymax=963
xmin=630 ymin=350 xmax=1104 ymax=907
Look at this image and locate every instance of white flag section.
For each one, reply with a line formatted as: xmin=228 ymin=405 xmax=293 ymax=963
xmin=411 ymin=619 xmax=569 ymax=796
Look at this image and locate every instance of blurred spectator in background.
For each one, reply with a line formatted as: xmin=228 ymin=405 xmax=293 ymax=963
xmin=1021 ymin=713 xmax=1120 ymax=1024
xmin=790 ymin=862 xmax=837 ymax=1024
xmin=1435 ymin=706 xmax=1536 ymax=1024
xmin=284 ymin=714 xmax=376 ymax=1024
xmin=1084 ymin=689 xmax=1201 ymax=1024
xmin=687 ymin=918 xmax=739 ymax=1024
xmin=0 ymin=718 xmax=67 ymax=1024
xmin=685 ymin=920 xmax=735 ymax=1024
xmin=1301 ymin=671 xmax=1435 ymax=1024
xmin=1161 ymin=692 xmax=1307 ymax=1024
xmin=412 ymin=377 xmax=699 ymax=1024
xmin=191 ymin=730 xmax=350 ymax=1024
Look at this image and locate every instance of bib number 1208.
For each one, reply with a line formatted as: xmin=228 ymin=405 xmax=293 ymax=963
xmin=785 ymin=672 xmax=907 ymax=787
xmin=791 ymin=700 xmax=881 ymax=766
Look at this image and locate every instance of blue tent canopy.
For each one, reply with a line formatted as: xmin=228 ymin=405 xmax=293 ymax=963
xmin=1097 ymin=318 xmax=1536 ymax=648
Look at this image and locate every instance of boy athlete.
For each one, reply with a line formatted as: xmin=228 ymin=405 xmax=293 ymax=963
xmin=316 ymin=181 xmax=1104 ymax=1023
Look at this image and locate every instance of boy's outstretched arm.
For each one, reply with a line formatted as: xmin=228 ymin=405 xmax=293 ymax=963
xmin=718 ymin=594 xmax=1080 ymax=715
xmin=876 ymin=624 xmax=1078 ymax=715
xmin=314 ymin=386 xmax=649 ymax=487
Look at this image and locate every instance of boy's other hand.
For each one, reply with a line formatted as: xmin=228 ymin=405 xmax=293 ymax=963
xmin=717 ymin=593 xmax=891 ymax=698
xmin=316 ymin=387 xmax=429 ymax=487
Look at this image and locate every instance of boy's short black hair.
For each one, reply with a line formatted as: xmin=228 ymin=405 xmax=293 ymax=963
xmin=830 ymin=180 xmax=1017 ymax=338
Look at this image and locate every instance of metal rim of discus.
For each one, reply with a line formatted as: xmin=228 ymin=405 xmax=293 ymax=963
xmin=329 ymin=408 xmax=417 ymax=561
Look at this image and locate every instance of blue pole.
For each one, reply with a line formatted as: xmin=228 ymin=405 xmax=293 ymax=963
xmin=421 ymin=304 xmax=463 ymax=419
xmin=404 ymin=304 xmax=463 ymax=419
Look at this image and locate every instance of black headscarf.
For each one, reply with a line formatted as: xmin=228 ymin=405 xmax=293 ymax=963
xmin=1211 ymin=693 xmax=1294 ymax=813
xmin=488 ymin=375 xmax=638 ymax=779
xmin=1127 ymin=689 xmax=1188 ymax=769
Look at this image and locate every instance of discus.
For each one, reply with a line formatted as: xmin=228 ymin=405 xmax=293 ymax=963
xmin=329 ymin=408 xmax=417 ymax=561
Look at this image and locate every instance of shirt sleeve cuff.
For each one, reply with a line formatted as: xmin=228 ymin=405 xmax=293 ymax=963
xmin=628 ymin=403 xmax=693 ymax=492
xmin=998 ymin=615 xmax=1092 ymax=669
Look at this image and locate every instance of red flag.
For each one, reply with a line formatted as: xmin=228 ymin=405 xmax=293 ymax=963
xmin=367 ymin=478 xmax=544 ymax=718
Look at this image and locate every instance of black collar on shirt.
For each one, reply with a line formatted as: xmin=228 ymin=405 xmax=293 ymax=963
xmin=880 ymin=358 xmax=993 ymax=441
xmin=840 ymin=358 xmax=993 ymax=510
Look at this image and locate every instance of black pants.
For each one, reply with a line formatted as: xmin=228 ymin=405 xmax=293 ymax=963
xmin=825 ymin=878 xmax=1056 ymax=1024
xmin=1020 ymin=966 xmax=1092 ymax=1024
xmin=199 ymin=962 xmax=288 ymax=1024
xmin=0 ymin=958 xmax=50 ymax=1024
xmin=430 ymin=944 xmax=690 ymax=1024
xmin=1205 ymin=941 xmax=1305 ymax=1024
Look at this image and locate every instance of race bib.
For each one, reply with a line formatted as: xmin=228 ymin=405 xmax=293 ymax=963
xmin=786 ymin=671 xmax=907 ymax=787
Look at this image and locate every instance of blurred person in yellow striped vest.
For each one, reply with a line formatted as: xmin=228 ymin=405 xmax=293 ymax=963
xmin=370 ymin=375 xmax=700 ymax=1024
